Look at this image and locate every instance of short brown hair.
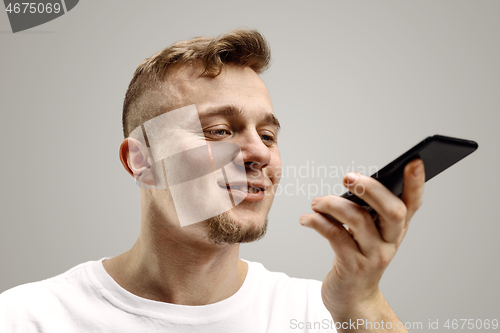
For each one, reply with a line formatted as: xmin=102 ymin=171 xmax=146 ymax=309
xmin=122 ymin=29 xmax=271 ymax=138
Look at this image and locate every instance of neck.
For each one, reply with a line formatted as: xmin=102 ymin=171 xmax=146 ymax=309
xmin=103 ymin=195 xmax=248 ymax=306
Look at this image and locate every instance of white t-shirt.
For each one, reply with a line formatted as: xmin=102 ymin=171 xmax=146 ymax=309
xmin=0 ymin=259 xmax=337 ymax=332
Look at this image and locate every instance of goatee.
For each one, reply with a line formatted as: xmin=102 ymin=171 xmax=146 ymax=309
xmin=205 ymin=212 xmax=268 ymax=245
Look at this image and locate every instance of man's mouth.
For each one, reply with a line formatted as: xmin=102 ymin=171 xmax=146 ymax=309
xmin=218 ymin=184 xmax=264 ymax=194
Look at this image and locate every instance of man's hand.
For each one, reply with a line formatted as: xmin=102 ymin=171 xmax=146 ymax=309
xmin=300 ymin=159 xmax=425 ymax=332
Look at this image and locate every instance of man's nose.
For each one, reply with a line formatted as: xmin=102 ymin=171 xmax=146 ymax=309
xmin=235 ymin=131 xmax=271 ymax=170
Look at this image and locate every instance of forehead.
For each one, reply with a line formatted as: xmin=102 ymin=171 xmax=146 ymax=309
xmin=163 ymin=64 xmax=273 ymax=115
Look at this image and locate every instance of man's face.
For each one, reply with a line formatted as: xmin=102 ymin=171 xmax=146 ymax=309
xmin=153 ymin=64 xmax=282 ymax=243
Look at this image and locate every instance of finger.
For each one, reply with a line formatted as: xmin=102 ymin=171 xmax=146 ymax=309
xmin=343 ymin=173 xmax=406 ymax=243
xmin=401 ymin=159 xmax=425 ymax=227
xmin=300 ymin=213 xmax=361 ymax=260
xmin=311 ymin=195 xmax=382 ymax=256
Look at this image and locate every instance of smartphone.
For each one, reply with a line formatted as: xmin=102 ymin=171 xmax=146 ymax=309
xmin=340 ymin=135 xmax=478 ymax=216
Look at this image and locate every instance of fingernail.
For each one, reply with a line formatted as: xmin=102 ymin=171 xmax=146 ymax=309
xmin=413 ymin=162 xmax=424 ymax=177
xmin=344 ymin=172 xmax=359 ymax=185
xmin=312 ymin=197 xmax=319 ymax=206
xmin=299 ymin=214 xmax=308 ymax=226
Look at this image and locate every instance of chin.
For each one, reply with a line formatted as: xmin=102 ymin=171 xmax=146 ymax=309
xmin=204 ymin=211 xmax=268 ymax=245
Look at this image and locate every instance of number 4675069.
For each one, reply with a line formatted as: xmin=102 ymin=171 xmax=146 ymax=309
xmin=5 ymin=2 xmax=61 ymax=14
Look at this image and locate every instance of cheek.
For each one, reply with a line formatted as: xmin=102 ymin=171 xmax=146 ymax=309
xmin=268 ymin=152 xmax=282 ymax=184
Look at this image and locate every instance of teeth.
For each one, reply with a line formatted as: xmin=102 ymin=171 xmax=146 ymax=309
xmin=224 ymin=185 xmax=262 ymax=193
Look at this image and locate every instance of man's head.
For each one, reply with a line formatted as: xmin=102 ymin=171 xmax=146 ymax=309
xmin=122 ymin=29 xmax=271 ymax=139
xmin=119 ymin=29 xmax=281 ymax=246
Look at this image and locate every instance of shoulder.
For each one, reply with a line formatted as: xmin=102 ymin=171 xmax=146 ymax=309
xmin=247 ymin=260 xmax=322 ymax=288
xmin=0 ymin=260 xmax=101 ymax=330
xmin=244 ymin=260 xmax=334 ymax=331
xmin=245 ymin=260 xmax=324 ymax=305
xmin=1 ymin=260 xmax=94 ymax=301
xmin=2 ymin=261 xmax=85 ymax=296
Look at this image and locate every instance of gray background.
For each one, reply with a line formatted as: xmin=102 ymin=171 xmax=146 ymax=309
xmin=1 ymin=0 xmax=498 ymax=331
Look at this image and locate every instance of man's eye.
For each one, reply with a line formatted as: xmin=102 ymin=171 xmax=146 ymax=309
xmin=204 ymin=128 xmax=231 ymax=139
xmin=261 ymin=133 xmax=277 ymax=145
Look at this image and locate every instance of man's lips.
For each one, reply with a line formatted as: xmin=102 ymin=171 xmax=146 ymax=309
xmin=217 ymin=182 xmax=268 ymax=202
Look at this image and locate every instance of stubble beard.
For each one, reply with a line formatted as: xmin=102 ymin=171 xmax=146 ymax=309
xmin=205 ymin=212 xmax=268 ymax=245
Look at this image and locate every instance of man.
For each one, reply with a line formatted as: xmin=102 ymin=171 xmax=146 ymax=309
xmin=0 ymin=29 xmax=425 ymax=332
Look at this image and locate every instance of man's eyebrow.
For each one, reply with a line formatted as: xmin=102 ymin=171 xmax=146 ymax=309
xmin=200 ymin=105 xmax=244 ymax=118
xmin=200 ymin=105 xmax=281 ymax=131
xmin=263 ymin=113 xmax=281 ymax=131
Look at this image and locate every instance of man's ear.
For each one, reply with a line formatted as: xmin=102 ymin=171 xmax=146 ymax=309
xmin=119 ymin=138 xmax=156 ymax=186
